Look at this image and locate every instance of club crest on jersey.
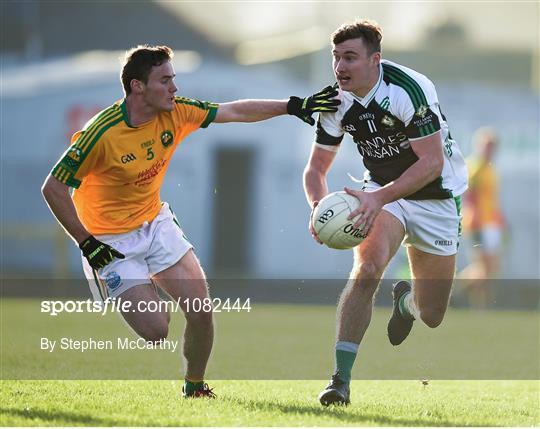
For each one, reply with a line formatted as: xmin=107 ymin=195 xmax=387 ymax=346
xmin=415 ymin=105 xmax=429 ymax=118
xmin=381 ymin=115 xmax=395 ymax=128
xmin=63 ymin=147 xmax=82 ymax=170
xmin=161 ymin=130 xmax=174 ymax=147
xmin=67 ymin=147 xmax=82 ymax=162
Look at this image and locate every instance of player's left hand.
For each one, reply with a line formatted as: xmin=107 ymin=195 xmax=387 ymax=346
xmin=343 ymin=187 xmax=385 ymax=236
xmin=309 ymin=201 xmax=323 ymax=244
xmin=287 ymin=85 xmax=340 ymax=126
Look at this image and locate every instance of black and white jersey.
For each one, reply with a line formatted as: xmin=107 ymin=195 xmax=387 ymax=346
xmin=316 ymin=59 xmax=468 ymax=200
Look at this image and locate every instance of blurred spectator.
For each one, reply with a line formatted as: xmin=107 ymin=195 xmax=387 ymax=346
xmin=459 ymin=127 xmax=507 ymax=308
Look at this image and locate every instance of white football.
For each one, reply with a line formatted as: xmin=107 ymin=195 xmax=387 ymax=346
xmin=312 ymin=191 xmax=366 ymax=250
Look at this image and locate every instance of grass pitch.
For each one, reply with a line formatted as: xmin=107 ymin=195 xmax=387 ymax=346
xmin=1 ymin=299 xmax=539 ymax=426
xmin=1 ymin=380 xmax=538 ymax=426
xmin=2 ymin=299 xmax=538 ymax=380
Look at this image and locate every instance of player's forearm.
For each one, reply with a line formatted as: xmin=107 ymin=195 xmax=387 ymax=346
xmin=41 ymin=176 xmax=90 ymax=244
xmin=218 ymin=100 xmax=288 ymax=123
xmin=303 ymin=168 xmax=329 ymax=209
xmin=375 ymin=156 xmax=443 ymax=205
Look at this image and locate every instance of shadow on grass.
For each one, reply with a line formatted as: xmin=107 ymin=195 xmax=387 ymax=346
xmin=0 ymin=407 xmax=128 ymax=426
xmin=229 ymin=398 xmax=461 ymax=427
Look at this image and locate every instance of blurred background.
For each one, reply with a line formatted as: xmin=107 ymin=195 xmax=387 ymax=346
xmin=1 ymin=1 xmax=539 ymax=308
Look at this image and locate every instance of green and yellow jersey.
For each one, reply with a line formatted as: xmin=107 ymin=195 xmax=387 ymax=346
xmin=463 ymin=156 xmax=504 ymax=231
xmin=51 ymin=97 xmax=218 ymax=234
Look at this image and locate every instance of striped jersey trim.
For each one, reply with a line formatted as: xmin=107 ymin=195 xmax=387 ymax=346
xmin=74 ymin=108 xmax=122 ymax=152
xmin=119 ymin=99 xmax=135 ymax=128
xmin=51 ymin=107 xmax=123 ymax=187
xmin=174 ymin=97 xmax=216 ymax=109
xmin=81 ymin=104 xmax=119 ymax=132
xmin=407 ymin=128 xmax=440 ymax=142
xmin=382 ymin=63 xmax=429 ymax=110
xmin=454 ymin=196 xmax=463 ymax=236
xmin=91 ymin=268 xmax=108 ymax=301
xmin=175 ymin=97 xmax=218 ymax=128
xmin=77 ymin=114 xmax=123 ymax=163
xmin=383 ymin=64 xmax=437 ymax=136
xmin=200 ymin=105 xmax=218 ymax=128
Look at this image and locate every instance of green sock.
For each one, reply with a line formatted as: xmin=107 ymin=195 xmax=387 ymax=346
xmin=335 ymin=341 xmax=359 ymax=383
xmin=184 ymin=379 xmax=204 ymax=395
xmin=398 ymin=291 xmax=415 ymax=320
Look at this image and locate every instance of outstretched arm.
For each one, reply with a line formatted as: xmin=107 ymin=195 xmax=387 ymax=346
xmin=214 ymin=86 xmax=340 ymax=125
xmin=214 ymin=99 xmax=287 ymax=123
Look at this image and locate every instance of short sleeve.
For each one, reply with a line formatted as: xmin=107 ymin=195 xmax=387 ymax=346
xmin=315 ymin=112 xmax=344 ymax=151
xmin=173 ymin=97 xmax=219 ymax=132
xmin=404 ymin=103 xmax=441 ymax=141
xmin=384 ymin=64 xmax=441 ymax=140
xmin=50 ymin=130 xmax=105 ymax=188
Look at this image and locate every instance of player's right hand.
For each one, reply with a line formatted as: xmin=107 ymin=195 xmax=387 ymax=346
xmin=79 ymin=235 xmax=125 ymax=270
xmin=287 ymin=85 xmax=340 ymax=126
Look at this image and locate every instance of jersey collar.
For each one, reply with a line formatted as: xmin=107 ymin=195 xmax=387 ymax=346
xmin=119 ymin=99 xmax=136 ymax=128
xmin=350 ymin=64 xmax=383 ymax=108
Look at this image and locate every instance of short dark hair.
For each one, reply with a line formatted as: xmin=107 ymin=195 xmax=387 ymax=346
xmin=121 ymin=45 xmax=173 ymax=95
xmin=331 ymin=20 xmax=383 ymax=55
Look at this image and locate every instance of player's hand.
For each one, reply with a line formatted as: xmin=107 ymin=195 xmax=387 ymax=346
xmin=309 ymin=201 xmax=323 ymax=244
xmin=79 ymin=235 xmax=125 ymax=270
xmin=287 ymin=85 xmax=340 ymax=126
xmin=343 ymin=187 xmax=385 ymax=237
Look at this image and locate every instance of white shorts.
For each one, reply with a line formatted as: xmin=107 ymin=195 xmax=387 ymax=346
xmin=364 ymin=181 xmax=462 ymax=256
xmin=82 ymin=202 xmax=193 ymax=301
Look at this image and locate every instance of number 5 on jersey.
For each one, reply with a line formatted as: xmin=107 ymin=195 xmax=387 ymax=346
xmin=146 ymin=147 xmax=154 ymax=160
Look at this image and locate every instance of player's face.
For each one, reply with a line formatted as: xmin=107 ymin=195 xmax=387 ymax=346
xmin=142 ymin=61 xmax=178 ymax=112
xmin=332 ymin=38 xmax=380 ymax=96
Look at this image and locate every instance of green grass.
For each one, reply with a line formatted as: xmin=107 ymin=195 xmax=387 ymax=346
xmin=1 ymin=299 xmax=539 ymax=426
xmin=2 ymin=299 xmax=538 ymax=380
xmin=1 ymin=380 xmax=538 ymax=426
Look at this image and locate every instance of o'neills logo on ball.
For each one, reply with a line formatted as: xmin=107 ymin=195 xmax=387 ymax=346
xmin=343 ymin=223 xmax=365 ymax=238
xmin=317 ymin=209 xmax=334 ymax=224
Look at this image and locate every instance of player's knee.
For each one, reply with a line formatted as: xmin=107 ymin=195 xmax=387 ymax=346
xmin=353 ymin=260 xmax=385 ymax=283
xmin=140 ymin=321 xmax=169 ymax=343
xmin=419 ymin=308 xmax=446 ymax=328
xmin=185 ymin=307 xmax=213 ymax=327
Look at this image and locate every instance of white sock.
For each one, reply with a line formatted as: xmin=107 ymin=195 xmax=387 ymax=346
xmin=403 ymin=292 xmax=419 ymax=320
